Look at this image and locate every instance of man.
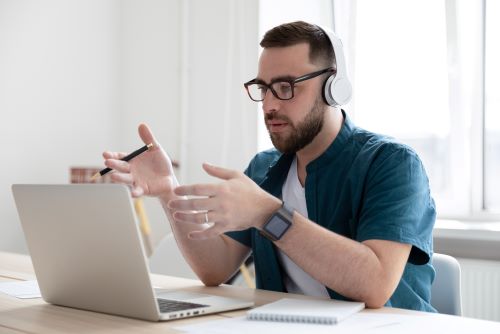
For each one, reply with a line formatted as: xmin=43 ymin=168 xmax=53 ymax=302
xmin=103 ymin=21 xmax=436 ymax=311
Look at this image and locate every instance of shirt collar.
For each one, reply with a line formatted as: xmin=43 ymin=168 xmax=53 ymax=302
xmin=306 ymin=109 xmax=355 ymax=172
xmin=264 ymin=110 xmax=355 ymax=188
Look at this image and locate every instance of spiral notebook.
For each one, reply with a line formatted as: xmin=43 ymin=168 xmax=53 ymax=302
xmin=247 ymin=298 xmax=365 ymax=325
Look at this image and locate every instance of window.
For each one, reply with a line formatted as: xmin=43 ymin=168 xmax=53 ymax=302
xmin=258 ymin=0 xmax=499 ymax=219
xmin=353 ymin=0 xmax=498 ymax=218
xmin=352 ymin=0 xmax=468 ymax=217
xmin=484 ymin=0 xmax=500 ymax=212
xmin=353 ymin=0 xmax=455 ymax=212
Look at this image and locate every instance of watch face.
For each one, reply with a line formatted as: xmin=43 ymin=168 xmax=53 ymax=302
xmin=264 ymin=214 xmax=291 ymax=240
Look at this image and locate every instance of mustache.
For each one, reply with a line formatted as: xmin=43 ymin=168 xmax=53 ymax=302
xmin=265 ymin=112 xmax=290 ymax=123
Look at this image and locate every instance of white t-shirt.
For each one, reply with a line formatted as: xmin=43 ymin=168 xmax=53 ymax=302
xmin=277 ymin=156 xmax=330 ymax=298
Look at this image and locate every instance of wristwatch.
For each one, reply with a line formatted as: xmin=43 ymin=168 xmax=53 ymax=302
xmin=261 ymin=202 xmax=294 ymax=241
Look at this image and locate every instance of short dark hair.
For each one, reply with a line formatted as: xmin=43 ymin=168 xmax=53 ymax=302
xmin=260 ymin=21 xmax=335 ymax=69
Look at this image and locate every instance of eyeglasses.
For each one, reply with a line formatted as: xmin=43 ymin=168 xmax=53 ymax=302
xmin=244 ymin=67 xmax=334 ymax=102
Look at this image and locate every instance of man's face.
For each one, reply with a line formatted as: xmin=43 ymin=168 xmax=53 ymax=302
xmin=257 ymin=43 xmax=327 ymax=154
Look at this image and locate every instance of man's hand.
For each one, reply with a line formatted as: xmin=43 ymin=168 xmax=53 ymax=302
xmin=103 ymin=124 xmax=177 ymax=198
xmin=168 ymin=163 xmax=282 ymax=239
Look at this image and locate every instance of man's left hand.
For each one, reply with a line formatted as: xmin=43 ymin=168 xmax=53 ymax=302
xmin=168 ymin=163 xmax=282 ymax=239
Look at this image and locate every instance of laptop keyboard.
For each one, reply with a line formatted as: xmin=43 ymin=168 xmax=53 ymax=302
xmin=157 ymin=298 xmax=209 ymax=313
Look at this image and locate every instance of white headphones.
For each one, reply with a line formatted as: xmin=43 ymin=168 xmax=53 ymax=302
xmin=317 ymin=25 xmax=352 ymax=106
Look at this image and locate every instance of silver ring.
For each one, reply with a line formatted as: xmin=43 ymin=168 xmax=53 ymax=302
xmin=204 ymin=212 xmax=209 ymax=223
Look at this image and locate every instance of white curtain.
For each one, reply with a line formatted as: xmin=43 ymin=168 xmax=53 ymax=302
xmin=178 ymin=0 xmax=259 ymax=184
xmin=148 ymin=0 xmax=259 ymax=278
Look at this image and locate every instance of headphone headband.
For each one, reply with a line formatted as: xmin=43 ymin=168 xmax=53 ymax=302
xmin=317 ymin=25 xmax=352 ymax=106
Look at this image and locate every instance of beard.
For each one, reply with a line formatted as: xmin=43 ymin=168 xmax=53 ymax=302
xmin=266 ymin=96 xmax=326 ymax=154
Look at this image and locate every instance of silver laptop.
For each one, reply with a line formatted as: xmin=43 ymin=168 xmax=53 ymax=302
xmin=12 ymin=184 xmax=253 ymax=321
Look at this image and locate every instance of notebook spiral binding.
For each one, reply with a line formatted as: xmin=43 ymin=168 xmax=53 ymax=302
xmin=247 ymin=313 xmax=336 ymax=325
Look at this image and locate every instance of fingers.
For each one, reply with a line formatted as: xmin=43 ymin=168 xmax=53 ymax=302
xmin=168 ymin=197 xmax=216 ymax=211
xmin=130 ymin=186 xmax=144 ymax=198
xmin=103 ymin=151 xmax=127 ymax=159
xmin=189 ymin=226 xmax=223 ymax=240
xmin=108 ymin=172 xmax=143 ymax=197
xmin=172 ymin=210 xmax=225 ymax=240
xmin=173 ymin=210 xmax=215 ymax=224
xmin=202 ymin=163 xmax=239 ymax=180
xmin=105 ymin=159 xmax=131 ymax=173
xmin=172 ymin=210 xmax=226 ymax=240
xmin=102 ymin=123 xmax=157 ymax=162
xmin=171 ymin=208 xmax=228 ymax=240
xmin=138 ymin=123 xmax=159 ymax=149
xmin=174 ymin=183 xmax=217 ymax=197
xmin=109 ymin=172 xmax=133 ymax=184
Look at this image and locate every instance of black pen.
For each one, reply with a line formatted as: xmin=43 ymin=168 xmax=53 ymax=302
xmin=91 ymin=143 xmax=154 ymax=180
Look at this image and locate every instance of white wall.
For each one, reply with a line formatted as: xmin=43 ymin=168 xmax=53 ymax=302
xmin=118 ymin=0 xmax=182 ymax=269
xmin=118 ymin=0 xmax=259 ymax=278
xmin=0 ymin=0 xmax=259 ymax=279
xmin=183 ymin=0 xmax=259 ymax=184
xmin=119 ymin=0 xmax=181 ymax=160
xmin=0 ymin=0 xmax=121 ymax=253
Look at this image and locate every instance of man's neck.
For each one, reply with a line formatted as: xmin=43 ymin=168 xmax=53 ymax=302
xmin=295 ymin=107 xmax=344 ymax=186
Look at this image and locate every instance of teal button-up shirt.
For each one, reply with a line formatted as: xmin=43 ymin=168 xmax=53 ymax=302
xmin=227 ymin=112 xmax=436 ymax=312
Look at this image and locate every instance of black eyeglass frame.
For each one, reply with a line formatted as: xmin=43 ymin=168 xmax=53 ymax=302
xmin=243 ymin=67 xmax=334 ymax=102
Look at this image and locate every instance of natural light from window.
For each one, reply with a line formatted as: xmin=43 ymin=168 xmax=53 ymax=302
xmin=352 ymin=0 xmax=462 ymax=215
xmin=258 ymin=0 xmax=499 ymax=218
xmin=485 ymin=0 xmax=500 ymax=212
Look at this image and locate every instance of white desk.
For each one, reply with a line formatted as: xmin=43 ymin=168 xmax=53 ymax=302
xmin=1 ymin=251 xmax=500 ymax=333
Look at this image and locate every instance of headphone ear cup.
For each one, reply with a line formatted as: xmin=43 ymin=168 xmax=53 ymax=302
xmin=317 ymin=25 xmax=353 ymax=106
xmin=323 ymin=74 xmax=353 ymax=107
xmin=322 ymin=74 xmax=336 ymax=106
xmin=331 ymin=76 xmax=352 ymax=106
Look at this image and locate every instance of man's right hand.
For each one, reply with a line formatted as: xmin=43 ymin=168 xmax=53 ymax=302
xmin=102 ymin=123 xmax=178 ymax=198
xmin=103 ymin=124 xmax=250 ymax=286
